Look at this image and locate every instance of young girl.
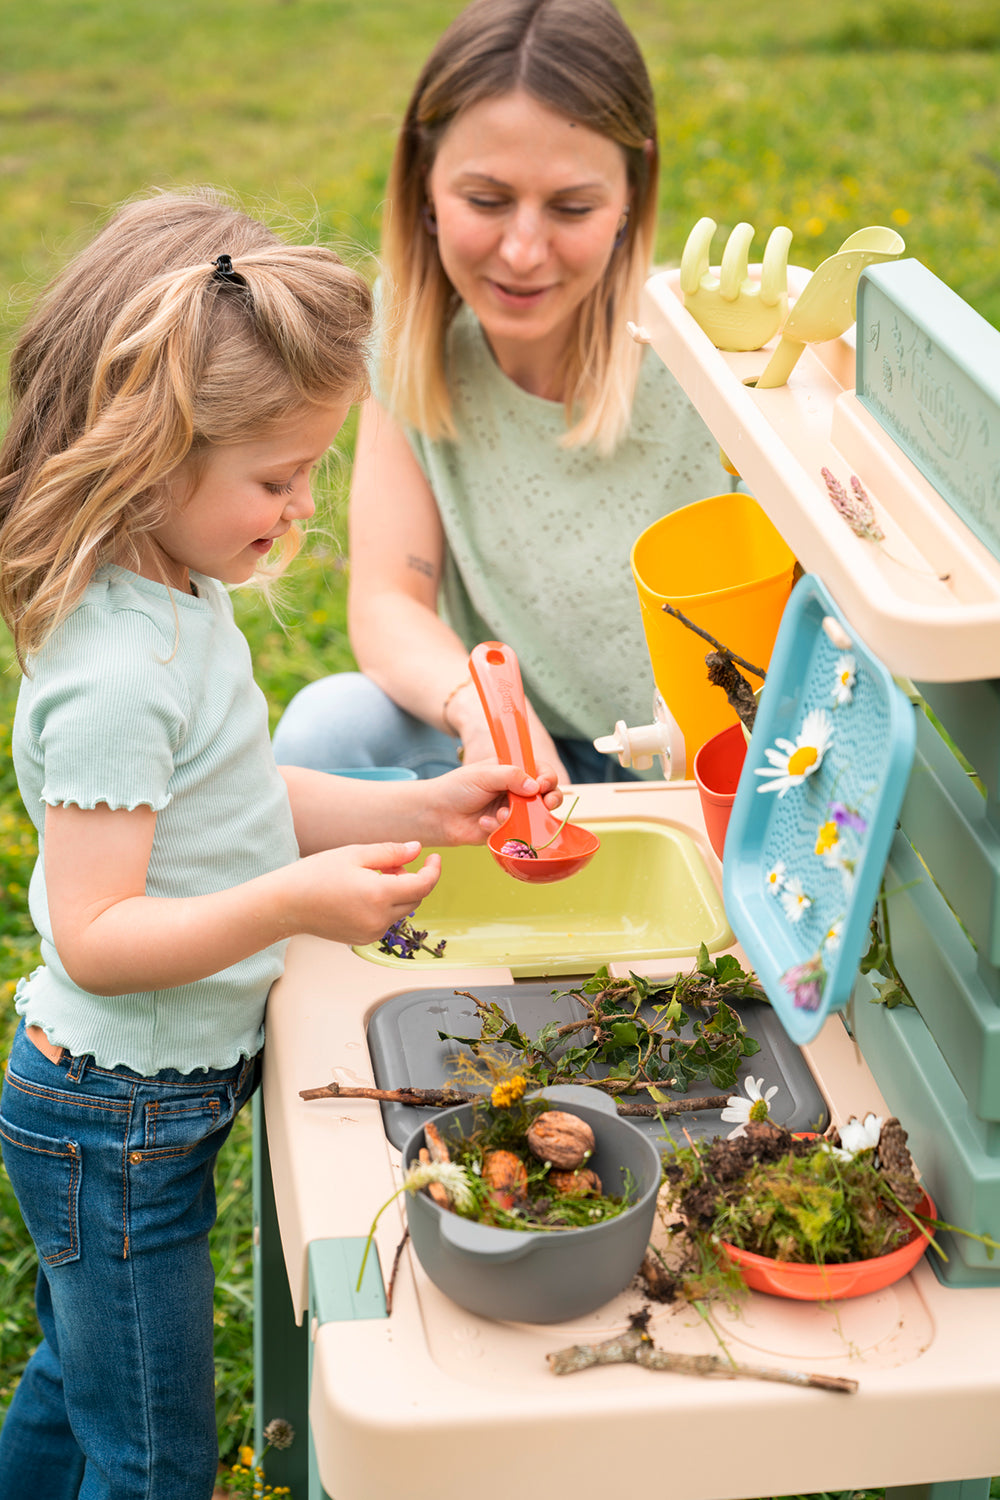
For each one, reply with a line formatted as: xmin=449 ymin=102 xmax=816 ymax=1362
xmin=271 ymin=0 xmax=732 ymax=786
xmin=0 ymin=190 xmax=553 ymax=1500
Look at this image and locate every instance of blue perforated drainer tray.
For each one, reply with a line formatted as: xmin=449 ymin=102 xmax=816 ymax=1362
xmin=723 ymin=573 xmax=916 ymax=1045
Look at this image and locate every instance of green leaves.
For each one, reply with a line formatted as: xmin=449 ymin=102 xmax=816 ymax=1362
xmin=439 ymin=956 xmax=764 ymax=1100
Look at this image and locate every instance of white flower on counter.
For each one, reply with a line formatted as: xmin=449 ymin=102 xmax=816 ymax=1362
xmin=754 ymin=708 xmax=834 ymax=797
xmin=721 ymin=1076 xmax=779 ymax=1138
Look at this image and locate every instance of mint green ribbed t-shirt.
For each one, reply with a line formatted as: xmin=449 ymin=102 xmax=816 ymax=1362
xmin=403 ymin=303 xmax=726 ymax=745
xmin=12 ymin=565 xmax=300 ymax=1075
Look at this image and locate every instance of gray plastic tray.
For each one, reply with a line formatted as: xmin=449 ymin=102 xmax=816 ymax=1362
xmin=367 ymin=979 xmax=828 ymax=1151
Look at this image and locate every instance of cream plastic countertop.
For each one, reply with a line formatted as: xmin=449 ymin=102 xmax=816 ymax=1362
xmin=263 ymin=781 xmax=1000 ymax=1500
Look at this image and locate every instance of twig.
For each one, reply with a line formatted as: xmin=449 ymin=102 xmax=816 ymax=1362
xmin=385 ymin=1227 xmax=410 ymax=1315
xmin=705 ymin=651 xmax=759 ymax=733
xmin=660 ymin=602 xmax=767 ymax=680
xmin=547 ymin=1311 xmax=857 ymax=1393
xmin=298 ymin=1082 xmax=475 ymax=1104
xmin=299 ymin=1080 xmax=729 ymax=1116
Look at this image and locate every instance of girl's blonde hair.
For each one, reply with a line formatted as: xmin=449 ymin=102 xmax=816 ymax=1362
xmin=0 ymin=189 xmax=373 ymax=663
xmin=381 ymin=0 xmax=658 ymax=455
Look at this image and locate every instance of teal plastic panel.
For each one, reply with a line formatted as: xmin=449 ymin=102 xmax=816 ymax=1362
xmin=856 ymin=259 xmax=1000 ymax=563
xmin=886 ymin=832 xmax=1000 ymax=1122
xmin=852 ymin=957 xmax=1000 ymax=1285
xmin=898 ymin=710 xmax=1000 ymax=966
xmin=916 ymin=680 xmax=1000 ymax=808
xmin=724 ymin=574 xmax=915 ymax=1044
xmin=308 ymin=1237 xmax=387 ymax=1326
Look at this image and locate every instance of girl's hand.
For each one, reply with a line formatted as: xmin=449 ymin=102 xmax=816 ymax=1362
xmin=285 ymin=842 xmax=442 ymax=945
xmin=422 ymin=763 xmax=562 ymax=846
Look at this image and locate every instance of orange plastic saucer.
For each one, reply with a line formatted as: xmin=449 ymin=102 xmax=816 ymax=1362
xmin=719 ymin=1188 xmax=936 ymax=1300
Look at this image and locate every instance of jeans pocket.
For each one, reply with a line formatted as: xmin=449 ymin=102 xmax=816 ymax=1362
xmin=141 ymin=1093 xmax=225 ymax=1156
xmin=0 ymin=1112 xmax=82 ymax=1266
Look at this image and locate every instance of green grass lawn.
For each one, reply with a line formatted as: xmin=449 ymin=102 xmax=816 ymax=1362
xmin=2 ymin=0 xmax=1000 ymax=1480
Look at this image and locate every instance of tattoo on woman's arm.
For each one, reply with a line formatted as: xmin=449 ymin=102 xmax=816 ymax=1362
xmin=407 ymin=554 xmax=436 ymax=580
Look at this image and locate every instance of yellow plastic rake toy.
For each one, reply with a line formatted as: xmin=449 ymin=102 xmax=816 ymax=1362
xmin=680 ymin=217 xmax=793 ymax=352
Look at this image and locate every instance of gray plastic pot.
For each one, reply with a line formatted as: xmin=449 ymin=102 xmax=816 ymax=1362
xmin=402 ymin=1084 xmax=662 ymax=1324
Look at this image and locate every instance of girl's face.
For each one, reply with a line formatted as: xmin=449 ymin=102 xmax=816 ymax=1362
xmin=144 ymin=401 xmax=349 ymax=592
xmin=426 ymin=90 xmax=631 ymax=396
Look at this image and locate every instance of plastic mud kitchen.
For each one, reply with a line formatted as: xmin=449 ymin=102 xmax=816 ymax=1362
xmin=253 ymin=229 xmax=1000 ymax=1500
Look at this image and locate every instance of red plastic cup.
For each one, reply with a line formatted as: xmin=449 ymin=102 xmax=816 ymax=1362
xmin=693 ymin=722 xmax=748 ymax=860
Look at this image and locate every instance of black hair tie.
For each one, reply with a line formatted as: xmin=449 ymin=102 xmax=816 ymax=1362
xmin=212 ymin=253 xmax=246 ymax=286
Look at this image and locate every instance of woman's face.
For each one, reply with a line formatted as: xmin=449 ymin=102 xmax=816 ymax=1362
xmin=426 ymin=90 xmax=631 ymax=394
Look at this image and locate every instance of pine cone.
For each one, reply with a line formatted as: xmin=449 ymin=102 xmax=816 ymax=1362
xmin=878 ymin=1117 xmax=923 ymax=1209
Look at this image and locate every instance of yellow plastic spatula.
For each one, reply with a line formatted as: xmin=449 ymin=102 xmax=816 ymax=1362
xmin=754 ymin=226 xmax=905 ymax=389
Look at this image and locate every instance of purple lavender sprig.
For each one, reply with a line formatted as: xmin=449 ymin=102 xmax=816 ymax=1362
xmin=378 ymin=914 xmax=447 ymax=960
xmin=821 ymin=467 xmax=885 ymax=542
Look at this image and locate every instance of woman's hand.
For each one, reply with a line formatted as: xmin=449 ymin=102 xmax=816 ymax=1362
xmin=419 ymin=761 xmax=562 ymax=846
xmin=445 ymin=680 xmax=570 ymax=788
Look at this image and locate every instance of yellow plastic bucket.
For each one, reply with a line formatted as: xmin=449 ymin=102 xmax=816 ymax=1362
xmin=631 ymin=493 xmax=794 ymax=777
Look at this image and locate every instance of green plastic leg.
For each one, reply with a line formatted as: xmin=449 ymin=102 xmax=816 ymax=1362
xmin=308 ymin=1237 xmax=388 ymax=1500
xmin=253 ymin=1096 xmax=309 ymax=1496
xmin=886 ymin=1482 xmax=992 ymax=1500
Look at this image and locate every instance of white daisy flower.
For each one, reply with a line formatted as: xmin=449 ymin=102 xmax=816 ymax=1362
xmin=838 ymin=1112 xmax=884 ymax=1156
xmin=754 ymin=709 xmax=834 ymax=797
xmin=832 ymin=654 xmax=857 ymax=707
xmin=721 ymin=1076 xmax=779 ymax=1138
xmin=780 ymin=877 xmax=813 ymax=923
xmin=765 ymin=860 xmax=788 ymax=894
xmin=823 ymin=1112 xmax=884 ymax=1161
xmin=823 ymin=918 xmax=844 ymax=952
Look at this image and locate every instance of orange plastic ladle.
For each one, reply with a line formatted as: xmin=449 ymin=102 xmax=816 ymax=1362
xmin=468 ymin=641 xmax=600 ymax=884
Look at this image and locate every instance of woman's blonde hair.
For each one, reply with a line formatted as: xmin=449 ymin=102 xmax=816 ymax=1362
xmin=381 ymin=0 xmax=658 ymax=454
xmin=0 ymin=189 xmax=373 ymax=663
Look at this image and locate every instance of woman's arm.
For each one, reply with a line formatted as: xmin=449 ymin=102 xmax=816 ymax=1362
xmin=44 ymin=802 xmax=439 ymax=996
xmin=348 ymin=397 xmax=568 ymax=778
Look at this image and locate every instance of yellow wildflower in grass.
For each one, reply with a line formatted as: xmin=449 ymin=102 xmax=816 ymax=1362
xmin=240 ymin=1447 xmax=255 ymax=1467
xmin=490 ymin=1074 xmax=528 ymax=1109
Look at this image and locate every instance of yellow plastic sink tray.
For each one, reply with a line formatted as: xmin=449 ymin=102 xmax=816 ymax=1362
xmin=354 ymin=819 xmax=732 ymax=977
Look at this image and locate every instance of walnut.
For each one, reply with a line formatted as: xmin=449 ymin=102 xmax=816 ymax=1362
xmin=482 ymin=1150 xmax=528 ymax=1209
xmin=549 ymin=1167 xmax=602 ymax=1197
xmin=525 ymin=1110 xmax=595 ymax=1170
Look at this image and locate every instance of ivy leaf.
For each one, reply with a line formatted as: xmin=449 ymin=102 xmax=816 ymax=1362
xmin=872 ymin=976 xmax=915 ymax=1008
xmin=645 ymin=1084 xmax=673 ymax=1106
xmin=696 ymin=942 xmax=715 ymax=977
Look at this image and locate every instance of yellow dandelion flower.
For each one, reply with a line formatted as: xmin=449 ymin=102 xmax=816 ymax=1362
xmin=814 ymin=821 xmax=839 ymax=856
xmin=240 ymin=1446 xmax=255 ymax=1468
xmin=491 ymin=1075 xmax=528 ymax=1109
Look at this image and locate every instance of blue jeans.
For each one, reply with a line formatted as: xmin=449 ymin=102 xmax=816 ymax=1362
xmin=271 ymin=671 xmax=639 ymax=785
xmin=0 ymin=1021 xmax=260 ymax=1500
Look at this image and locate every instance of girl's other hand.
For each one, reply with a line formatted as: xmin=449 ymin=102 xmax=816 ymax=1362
xmin=424 ymin=762 xmax=562 ymax=845
xmin=287 ymin=842 xmax=442 ymax=946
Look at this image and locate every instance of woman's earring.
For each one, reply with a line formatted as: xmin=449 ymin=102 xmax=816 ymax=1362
xmin=614 ymin=206 xmax=631 ymax=250
xmin=420 ymin=202 xmax=438 ymax=237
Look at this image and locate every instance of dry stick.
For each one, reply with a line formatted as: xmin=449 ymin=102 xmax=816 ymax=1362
xmin=298 ymin=1080 xmax=729 ymax=1117
xmin=547 ymin=1320 xmax=857 ymax=1394
xmin=385 ymin=1227 xmax=410 ymax=1316
xmin=661 ymin=601 xmax=768 ymax=680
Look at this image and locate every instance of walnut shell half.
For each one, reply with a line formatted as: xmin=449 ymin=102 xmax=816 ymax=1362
xmin=549 ymin=1167 xmax=602 ymax=1197
xmin=525 ymin=1110 xmax=596 ymax=1170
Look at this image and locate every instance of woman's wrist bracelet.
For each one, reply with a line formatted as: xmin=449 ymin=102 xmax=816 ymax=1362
xmin=441 ymin=677 xmax=472 ymax=736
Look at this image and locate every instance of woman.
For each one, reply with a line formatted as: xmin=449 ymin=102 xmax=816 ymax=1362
xmin=272 ymin=0 xmax=728 ymax=784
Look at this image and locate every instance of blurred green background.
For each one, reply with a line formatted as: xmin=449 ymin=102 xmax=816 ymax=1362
xmin=2 ymin=0 xmax=999 ymax=1481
